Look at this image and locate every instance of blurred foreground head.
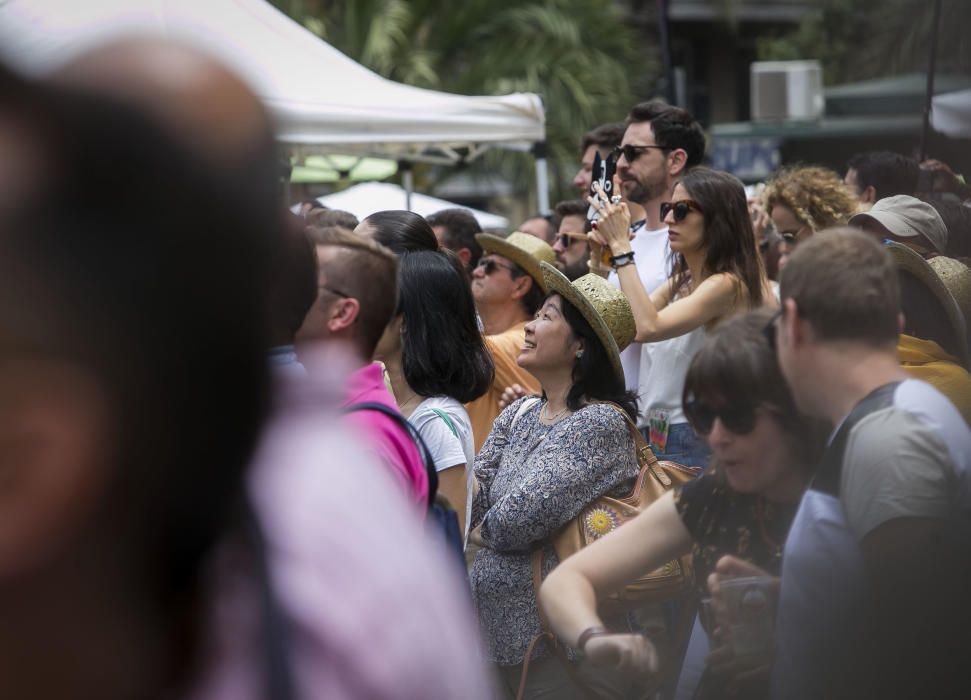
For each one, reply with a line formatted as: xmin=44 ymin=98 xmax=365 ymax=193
xmin=0 ymin=61 xmax=276 ymax=694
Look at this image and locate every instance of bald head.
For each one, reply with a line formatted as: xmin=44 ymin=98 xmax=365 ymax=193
xmin=54 ymin=38 xmax=272 ymax=165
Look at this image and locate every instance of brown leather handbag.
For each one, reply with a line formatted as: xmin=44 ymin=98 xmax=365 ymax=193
xmin=536 ymin=402 xmax=700 ymax=612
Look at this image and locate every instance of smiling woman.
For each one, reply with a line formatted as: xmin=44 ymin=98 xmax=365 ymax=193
xmin=538 ymin=308 xmax=827 ymax=700
xmin=468 ymin=264 xmax=645 ymax=699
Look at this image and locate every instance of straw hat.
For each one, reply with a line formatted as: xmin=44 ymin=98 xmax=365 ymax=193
xmin=540 ymin=262 xmax=636 ymax=384
xmin=475 ymin=231 xmax=556 ymax=293
xmin=887 ymin=242 xmax=970 ymax=367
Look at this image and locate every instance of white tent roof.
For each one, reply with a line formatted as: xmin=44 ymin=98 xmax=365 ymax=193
xmin=932 ymin=89 xmax=971 ymax=139
xmin=316 ymin=182 xmax=509 ymax=231
xmin=0 ymin=0 xmax=545 ymax=164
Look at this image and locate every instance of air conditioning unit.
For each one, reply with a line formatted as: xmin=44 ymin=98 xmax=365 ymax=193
xmin=751 ymin=60 xmax=824 ymax=122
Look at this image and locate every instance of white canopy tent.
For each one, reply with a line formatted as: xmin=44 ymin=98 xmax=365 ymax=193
xmin=0 ymin=0 xmax=549 ymax=209
xmin=315 ymin=182 xmax=509 ymax=231
xmin=932 ymin=89 xmax=971 ymax=139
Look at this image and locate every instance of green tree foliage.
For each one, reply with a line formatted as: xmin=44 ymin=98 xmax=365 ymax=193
xmin=269 ymin=0 xmax=650 ymax=204
xmin=756 ymin=0 xmax=970 ymax=86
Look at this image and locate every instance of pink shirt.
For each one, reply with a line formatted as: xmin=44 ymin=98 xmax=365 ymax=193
xmin=342 ymin=362 xmax=428 ymax=507
xmin=187 ymin=352 xmax=492 ymax=699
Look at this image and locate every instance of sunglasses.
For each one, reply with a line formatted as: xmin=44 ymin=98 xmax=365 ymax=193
xmin=763 ymin=309 xmax=781 ymax=352
xmin=660 ymin=199 xmax=702 ymax=223
xmin=612 ymin=144 xmax=670 ymax=163
xmin=684 ymin=398 xmax=759 ymax=436
xmin=556 ymin=232 xmax=588 ymax=248
xmin=319 ymin=284 xmax=350 ymax=299
xmin=476 ymin=257 xmax=517 ymax=275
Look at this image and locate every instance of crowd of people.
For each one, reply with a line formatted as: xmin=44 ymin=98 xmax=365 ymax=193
xmin=1 ymin=35 xmax=969 ymax=700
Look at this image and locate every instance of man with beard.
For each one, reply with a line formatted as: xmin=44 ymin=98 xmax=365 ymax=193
xmin=604 ymin=101 xmax=705 ymax=397
xmin=550 ymin=199 xmax=591 ymax=281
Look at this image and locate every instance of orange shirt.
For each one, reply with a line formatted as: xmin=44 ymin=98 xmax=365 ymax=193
xmin=466 ymin=321 xmax=541 ymax=453
xmin=899 ymin=334 xmax=971 ymax=427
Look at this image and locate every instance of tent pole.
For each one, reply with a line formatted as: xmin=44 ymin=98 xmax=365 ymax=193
xmin=533 ymin=141 xmax=550 ymax=215
xmin=920 ymin=0 xmax=943 ymax=161
xmin=399 ymin=161 xmax=414 ymax=210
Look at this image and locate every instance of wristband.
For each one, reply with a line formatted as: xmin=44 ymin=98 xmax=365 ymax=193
xmin=609 ymin=251 xmax=636 ymax=269
xmin=576 ymin=625 xmax=610 ymax=652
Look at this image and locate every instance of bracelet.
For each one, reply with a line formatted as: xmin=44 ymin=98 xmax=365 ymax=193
xmin=609 ymin=251 xmax=636 ymax=269
xmin=576 ymin=625 xmax=610 ymax=652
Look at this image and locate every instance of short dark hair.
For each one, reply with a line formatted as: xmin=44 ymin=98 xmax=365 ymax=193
xmin=847 ymin=151 xmax=919 ymax=199
xmin=558 ymin=296 xmax=638 ymax=421
xmin=361 ymin=210 xmax=438 ymax=254
xmin=580 ymin=122 xmax=626 ymax=155
xmin=426 ymin=208 xmax=483 ymax=267
xmin=311 ymin=226 xmax=400 ymax=358
xmin=926 ymin=198 xmax=971 ymax=258
xmin=683 ymin=308 xmax=826 ymax=469
xmin=626 ymin=100 xmax=706 ymax=168
xmin=551 ymin=200 xmax=592 ymax=233
xmin=898 ymin=270 xmax=962 ymax=359
xmin=510 ymin=264 xmax=546 ymax=317
xmin=270 ymin=216 xmax=318 ymax=343
xmin=398 ymin=250 xmax=494 ymax=403
xmin=0 ymin=84 xmax=275 ymax=603
xmin=780 ymin=228 xmax=900 ymax=347
xmin=306 ymin=207 xmax=359 ymax=230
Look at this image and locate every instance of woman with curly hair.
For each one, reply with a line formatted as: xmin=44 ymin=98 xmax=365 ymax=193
xmin=763 ymin=166 xmax=858 ymax=268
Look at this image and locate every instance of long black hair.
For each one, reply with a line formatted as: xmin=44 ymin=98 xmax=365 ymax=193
xmin=399 ymin=250 xmax=494 ymax=403
xmin=558 ymin=296 xmax=638 ymax=422
xmin=670 ymin=168 xmax=765 ymax=308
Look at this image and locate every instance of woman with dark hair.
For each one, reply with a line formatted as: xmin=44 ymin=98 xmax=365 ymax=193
xmin=540 ymin=308 xmax=826 ymax=700
xmin=375 ymin=249 xmax=494 ymax=533
xmin=469 ymin=263 xmax=645 ymax=699
xmin=355 ymin=209 xmax=439 ymax=254
xmin=592 ymin=167 xmax=775 ymax=468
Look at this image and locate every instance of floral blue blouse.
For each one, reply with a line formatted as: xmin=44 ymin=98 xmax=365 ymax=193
xmin=469 ymin=398 xmax=638 ymax=666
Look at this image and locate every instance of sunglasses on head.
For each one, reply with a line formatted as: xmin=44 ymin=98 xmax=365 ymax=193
xmin=660 ymin=199 xmax=702 ymax=223
xmin=476 ymin=257 xmax=517 ymax=276
xmin=612 ymin=143 xmax=670 ymax=164
xmin=683 ymin=397 xmax=759 ymax=436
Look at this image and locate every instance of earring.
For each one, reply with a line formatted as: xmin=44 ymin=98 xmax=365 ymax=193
xmin=575 ymin=350 xmax=584 ymax=359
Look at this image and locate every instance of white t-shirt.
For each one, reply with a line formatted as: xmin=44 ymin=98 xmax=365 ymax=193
xmin=637 ymin=324 xmax=706 ymax=427
xmin=608 ymin=225 xmax=671 ymax=401
xmin=410 ymin=396 xmax=476 ymax=538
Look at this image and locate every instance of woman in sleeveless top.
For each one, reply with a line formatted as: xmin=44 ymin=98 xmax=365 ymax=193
xmin=592 ymin=168 xmax=776 ymax=468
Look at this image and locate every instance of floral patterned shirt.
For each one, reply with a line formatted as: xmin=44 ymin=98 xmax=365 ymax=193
xmin=469 ymin=398 xmax=638 ymax=666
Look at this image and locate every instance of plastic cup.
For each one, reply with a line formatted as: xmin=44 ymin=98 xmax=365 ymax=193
xmin=718 ymin=576 xmax=777 ymax=657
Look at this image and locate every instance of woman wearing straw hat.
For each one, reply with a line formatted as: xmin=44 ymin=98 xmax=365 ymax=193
xmin=468 ymin=263 xmax=646 ymax=699
xmin=591 ymin=168 xmax=775 ymax=469
xmin=889 ymin=242 xmax=971 ymax=426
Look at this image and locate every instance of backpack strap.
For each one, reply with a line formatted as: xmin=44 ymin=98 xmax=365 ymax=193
xmin=344 ymin=401 xmax=438 ymax=510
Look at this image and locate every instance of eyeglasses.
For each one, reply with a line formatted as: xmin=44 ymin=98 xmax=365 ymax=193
xmin=476 ymin=257 xmax=518 ymax=275
xmin=763 ymin=309 xmax=781 ymax=352
xmin=556 ymin=232 xmax=588 ymax=248
xmin=612 ymin=144 xmax=670 ymax=164
xmin=660 ymin=199 xmax=702 ymax=223
xmin=684 ymin=397 xmax=759 ymax=436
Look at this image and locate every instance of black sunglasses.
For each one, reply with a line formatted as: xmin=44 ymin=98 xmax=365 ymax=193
xmin=612 ymin=144 xmax=670 ymax=163
xmin=684 ymin=398 xmax=759 ymax=436
xmin=660 ymin=199 xmax=702 ymax=223
xmin=556 ymin=232 xmax=588 ymax=248
xmin=763 ymin=309 xmax=781 ymax=352
xmin=476 ymin=257 xmax=517 ymax=275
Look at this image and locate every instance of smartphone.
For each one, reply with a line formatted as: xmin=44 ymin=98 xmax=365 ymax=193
xmin=586 ymin=150 xmax=618 ymax=223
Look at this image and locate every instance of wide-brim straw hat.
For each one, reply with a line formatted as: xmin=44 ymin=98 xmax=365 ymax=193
xmin=540 ymin=262 xmax=636 ymax=385
xmin=887 ymin=242 xmax=970 ymax=368
xmin=475 ymin=231 xmax=556 ymax=293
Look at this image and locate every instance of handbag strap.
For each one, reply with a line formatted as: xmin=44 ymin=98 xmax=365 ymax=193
xmin=593 ymin=401 xmax=672 ymax=489
xmin=343 ymin=401 xmax=438 ymax=510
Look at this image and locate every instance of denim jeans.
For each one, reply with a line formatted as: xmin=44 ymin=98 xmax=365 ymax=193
xmin=642 ymin=422 xmax=711 ymax=470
